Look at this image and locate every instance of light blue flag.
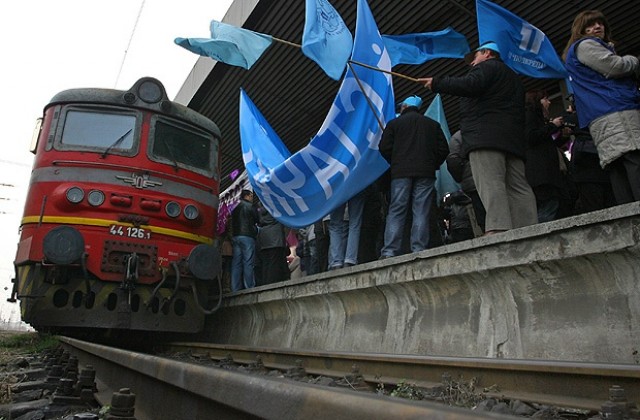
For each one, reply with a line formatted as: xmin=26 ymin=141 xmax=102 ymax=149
xmin=175 ymin=20 xmax=273 ymax=70
xmin=382 ymin=27 xmax=470 ymax=67
xmin=302 ymin=0 xmax=353 ymax=80
xmin=476 ymin=0 xmax=567 ymax=79
xmin=425 ymin=94 xmax=460 ymax=202
xmin=240 ymin=0 xmax=394 ymax=228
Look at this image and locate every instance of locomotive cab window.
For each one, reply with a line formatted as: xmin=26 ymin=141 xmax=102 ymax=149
xmin=149 ymin=116 xmax=216 ymax=176
xmin=56 ymin=107 xmax=139 ymax=156
xmin=30 ymin=118 xmax=43 ymax=154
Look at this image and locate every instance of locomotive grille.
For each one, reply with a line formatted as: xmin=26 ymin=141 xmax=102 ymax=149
xmin=101 ymin=240 xmax=158 ymax=276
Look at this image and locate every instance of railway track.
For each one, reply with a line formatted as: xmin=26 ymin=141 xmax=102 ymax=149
xmin=162 ymin=341 xmax=640 ymax=411
xmin=58 ymin=337 xmax=639 ymax=419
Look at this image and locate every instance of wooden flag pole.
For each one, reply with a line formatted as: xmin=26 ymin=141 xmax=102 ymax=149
xmin=348 ymin=60 xmax=420 ymax=83
xmin=272 ymin=37 xmax=302 ymax=48
xmin=270 ymin=37 xmax=420 ymax=83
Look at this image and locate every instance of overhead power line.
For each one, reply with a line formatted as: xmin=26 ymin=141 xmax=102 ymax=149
xmin=114 ymin=0 xmax=146 ymax=88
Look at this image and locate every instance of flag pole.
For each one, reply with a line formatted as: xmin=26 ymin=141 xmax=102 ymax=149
xmin=272 ymin=37 xmax=302 ymax=48
xmin=347 ymin=61 xmax=385 ymax=132
xmin=348 ymin=60 xmax=420 ymax=83
xmin=270 ymin=37 xmax=420 ymax=83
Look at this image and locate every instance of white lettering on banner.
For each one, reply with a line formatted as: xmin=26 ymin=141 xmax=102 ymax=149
xmin=300 ymin=145 xmax=350 ymax=199
xmin=519 ymin=23 xmax=544 ymax=54
xmin=256 ymin=168 xmax=307 ymax=218
xmin=243 ymin=152 xmax=295 ymax=218
xmin=243 ymin=148 xmax=254 ymax=166
xmin=268 ymin=159 xmax=309 ymax=214
xmin=248 ymin=160 xmax=283 ymax=218
xmin=355 ymin=80 xmax=386 ymax=150
xmin=326 ymin=121 xmax=361 ymax=162
xmin=508 ymin=51 xmax=545 ymax=69
xmin=366 ymin=126 xmax=383 ymax=150
xmin=334 ymin=78 xmax=359 ymax=112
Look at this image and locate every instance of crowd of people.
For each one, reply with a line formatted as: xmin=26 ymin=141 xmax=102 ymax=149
xmin=221 ymin=9 xmax=639 ymax=292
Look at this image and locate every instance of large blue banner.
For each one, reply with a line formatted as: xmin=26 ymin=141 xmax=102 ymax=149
xmin=476 ymin=0 xmax=567 ymax=79
xmin=240 ymin=0 xmax=394 ymax=228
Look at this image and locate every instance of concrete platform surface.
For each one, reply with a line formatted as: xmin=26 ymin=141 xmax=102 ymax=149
xmin=203 ymin=203 xmax=640 ymax=364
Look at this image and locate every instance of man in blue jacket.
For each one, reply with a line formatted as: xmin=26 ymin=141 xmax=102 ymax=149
xmin=420 ymin=42 xmax=537 ymax=235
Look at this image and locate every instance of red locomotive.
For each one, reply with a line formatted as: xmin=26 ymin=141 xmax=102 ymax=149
xmin=8 ymin=77 xmax=222 ymax=335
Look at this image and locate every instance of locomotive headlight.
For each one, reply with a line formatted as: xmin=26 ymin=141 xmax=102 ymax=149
xmin=183 ymin=204 xmax=199 ymax=220
xmin=43 ymin=226 xmax=85 ymax=265
xmin=66 ymin=187 xmax=84 ymax=204
xmin=138 ymin=80 xmax=163 ymax=103
xmin=87 ymin=190 xmax=105 ymax=206
xmin=165 ymin=201 xmax=181 ymax=218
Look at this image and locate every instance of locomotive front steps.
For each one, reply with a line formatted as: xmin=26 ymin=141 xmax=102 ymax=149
xmin=202 ymin=202 xmax=640 ymax=364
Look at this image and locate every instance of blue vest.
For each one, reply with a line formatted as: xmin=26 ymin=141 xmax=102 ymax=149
xmin=565 ymin=37 xmax=640 ymax=128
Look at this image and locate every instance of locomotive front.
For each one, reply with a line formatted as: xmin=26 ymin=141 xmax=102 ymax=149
xmin=8 ymin=78 xmax=222 ymax=334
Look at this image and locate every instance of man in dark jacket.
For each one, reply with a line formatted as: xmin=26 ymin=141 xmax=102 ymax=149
xmin=230 ymin=189 xmax=259 ymax=292
xmin=378 ymin=95 xmax=449 ymax=258
xmin=257 ymin=206 xmax=290 ymax=285
xmin=420 ymin=42 xmax=537 ymax=234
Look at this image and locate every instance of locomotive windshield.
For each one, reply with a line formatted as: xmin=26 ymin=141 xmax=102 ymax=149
xmin=60 ymin=109 xmax=137 ymax=154
xmin=50 ymin=104 xmax=217 ymax=177
xmin=149 ymin=116 xmax=216 ymax=176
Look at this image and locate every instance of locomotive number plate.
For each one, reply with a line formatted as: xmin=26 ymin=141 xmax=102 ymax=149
xmin=109 ymin=225 xmax=151 ymax=239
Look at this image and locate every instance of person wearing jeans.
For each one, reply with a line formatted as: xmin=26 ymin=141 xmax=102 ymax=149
xmin=328 ymin=189 xmax=366 ymax=269
xmin=379 ymin=95 xmax=449 ymax=258
xmin=230 ymin=189 xmax=258 ymax=292
xmin=381 ymin=177 xmax=435 ymax=256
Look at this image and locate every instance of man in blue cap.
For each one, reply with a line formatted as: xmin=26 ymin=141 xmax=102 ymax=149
xmin=378 ymin=95 xmax=449 ymax=258
xmin=419 ymin=42 xmax=537 ymax=235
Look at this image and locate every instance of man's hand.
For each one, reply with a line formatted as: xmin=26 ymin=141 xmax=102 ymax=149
xmin=417 ymin=77 xmax=433 ymax=90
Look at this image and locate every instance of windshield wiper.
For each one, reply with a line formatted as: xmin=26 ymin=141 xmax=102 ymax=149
xmin=160 ymin=136 xmax=180 ymax=171
xmin=101 ymin=128 xmax=133 ymax=158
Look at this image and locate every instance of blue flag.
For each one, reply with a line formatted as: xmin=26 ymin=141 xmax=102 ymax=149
xmin=382 ymin=28 xmax=470 ymax=67
xmin=476 ymin=0 xmax=567 ymax=79
xmin=424 ymin=94 xmax=460 ymax=202
xmin=175 ymin=20 xmax=273 ymax=70
xmin=240 ymin=0 xmax=394 ymax=228
xmin=302 ymin=0 xmax=354 ymax=80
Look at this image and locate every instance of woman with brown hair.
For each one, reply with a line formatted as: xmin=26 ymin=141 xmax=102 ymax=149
xmin=564 ymin=10 xmax=640 ymax=204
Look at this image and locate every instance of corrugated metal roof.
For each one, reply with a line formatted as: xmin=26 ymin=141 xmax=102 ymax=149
xmin=185 ymin=0 xmax=640 ymax=190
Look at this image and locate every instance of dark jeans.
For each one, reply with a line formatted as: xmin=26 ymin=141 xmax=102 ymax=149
xmin=260 ymin=247 xmax=290 ymax=285
xmin=608 ymin=150 xmax=640 ymax=204
xmin=314 ymin=220 xmax=330 ymax=272
xmin=574 ymin=182 xmax=616 ymax=214
xmin=231 ymin=236 xmax=256 ymax=291
xmin=306 ymin=239 xmax=319 ymax=275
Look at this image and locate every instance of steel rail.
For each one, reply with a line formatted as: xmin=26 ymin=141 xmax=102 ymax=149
xmin=59 ymin=337 xmax=517 ymax=420
xmin=162 ymin=342 xmax=640 ymax=412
